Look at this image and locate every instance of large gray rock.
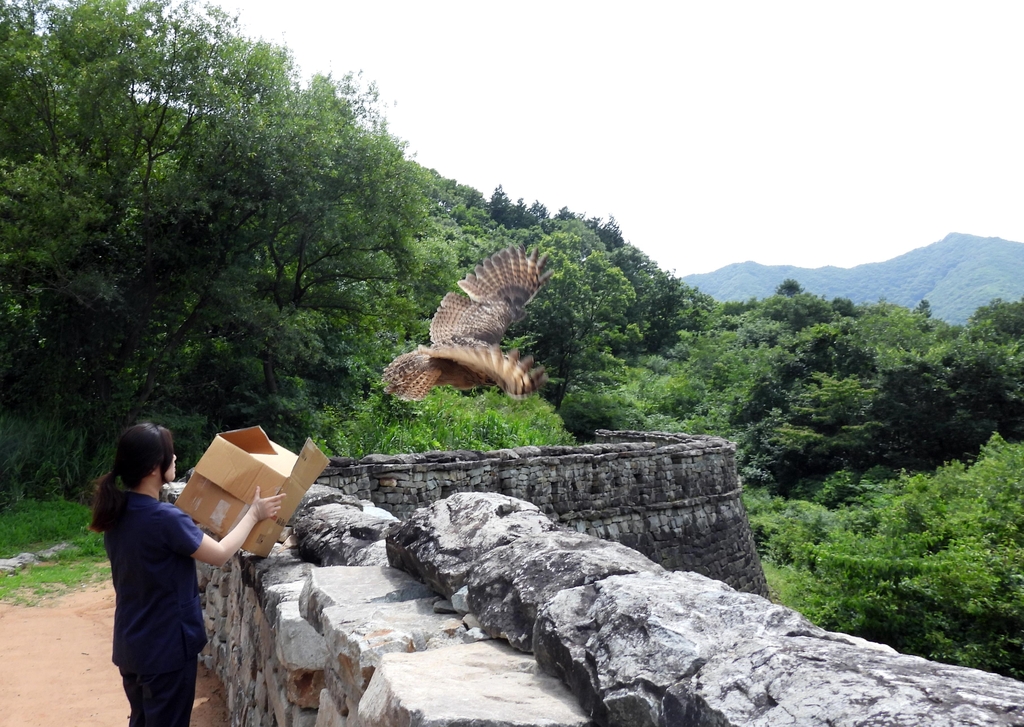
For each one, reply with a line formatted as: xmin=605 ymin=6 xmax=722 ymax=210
xmin=295 ymin=484 xmax=364 ymax=518
xmin=386 ymin=492 xmax=560 ymax=597
xmin=238 ymin=548 xmax=311 ymax=626
xmin=535 ymin=570 xmax=1024 ymax=727
xmin=356 ymin=641 xmax=593 ymax=727
xmin=0 ymin=552 xmax=38 ymax=573
xmin=299 ymin=565 xmax=437 ymax=634
xmin=300 ymin=566 xmax=478 ymax=711
xmin=294 ymin=503 xmax=394 ymax=567
xmin=466 ymin=530 xmax=664 ymax=652
xmin=273 ymin=599 xmax=329 ymax=710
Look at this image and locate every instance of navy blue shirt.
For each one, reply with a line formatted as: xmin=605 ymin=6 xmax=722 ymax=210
xmin=105 ymin=492 xmax=207 ymax=674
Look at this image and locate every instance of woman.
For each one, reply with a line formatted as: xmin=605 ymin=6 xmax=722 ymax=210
xmin=90 ymin=422 xmax=285 ymax=727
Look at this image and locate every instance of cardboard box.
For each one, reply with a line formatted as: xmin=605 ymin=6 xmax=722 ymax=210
xmin=175 ymin=426 xmax=329 ymax=557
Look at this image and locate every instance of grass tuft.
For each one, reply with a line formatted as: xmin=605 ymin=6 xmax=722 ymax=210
xmin=0 ymin=498 xmax=109 ymax=605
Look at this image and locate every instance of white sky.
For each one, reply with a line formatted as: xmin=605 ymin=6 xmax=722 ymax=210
xmin=229 ymin=1 xmax=1024 ymax=276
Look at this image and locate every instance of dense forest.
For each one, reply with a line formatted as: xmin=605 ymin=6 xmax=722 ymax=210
xmin=1 ymin=0 xmax=1022 ymax=679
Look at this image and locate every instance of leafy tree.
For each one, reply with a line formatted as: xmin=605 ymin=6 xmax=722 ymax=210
xmin=488 ymin=185 xmax=545 ymax=230
xmin=0 ymin=0 xmax=426 ymax=452
xmin=608 ymin=243 xmax=715 ymax=356
xmin=776 ymin=278 xmax=804 ymax=297
xmin=528 ymin=200 xmax=549 ymax=222
xmin=770 ymin=373 xmax=879 ymax=483
xmin=523 ymin=221 xmax=635 ymax=410
xmin=968 ymin=297 xmax=1024 ymax=344
xmin=584 ymin=215 xmax=625 ymax=250
xmin=756 ymin=290 xmax=835 ymax=332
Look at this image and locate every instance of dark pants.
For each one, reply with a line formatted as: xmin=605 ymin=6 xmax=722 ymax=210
xmin=119 ymin=661 xmax=198 ymax=727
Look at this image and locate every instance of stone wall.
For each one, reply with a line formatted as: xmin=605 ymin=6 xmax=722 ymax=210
xmin=188 ymin=490 xmax=1024 ymax=727
xmin=173 ymin=432 xmax=1024 ymax=726
xmin=197 ymin=551 xmax=323 ymax=727
xmin=314 ymin=431 xmax=767 ymax=597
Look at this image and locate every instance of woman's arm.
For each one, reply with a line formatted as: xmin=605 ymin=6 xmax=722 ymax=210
xmin=191 ymin=486 xmax=286 ymax=567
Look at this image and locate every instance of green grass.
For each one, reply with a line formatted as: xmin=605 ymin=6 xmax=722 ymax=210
xmin=0 ymin=498 xmax=104 ymax=557
xmin=0 ymin=498 xmax=110 ymax=605
xmin=0 ymin=560 xmax=111 ymax=604
xmin=327 ymin=387 xmax=575 ymax=457
xmin=761 ymin=560 xmax=811 ymax=610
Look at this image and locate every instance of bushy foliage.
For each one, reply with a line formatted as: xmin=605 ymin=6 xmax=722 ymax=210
xmin=0 ymin=414 xmax=100 ymax=508
xmin=0 ymin=0 xmax=428 ymax=455
xmin=0 ymin=1 xmax=686 ymax=503
xmin=323 ymin=387 xmax=574 ymax=458
xmin=749 ymin=436 xmax=1024 ymax=679
xmin=558 ymin=389 xmax=645 ymax=441
xmin=590 ymin=291 xmax=1024 ymax=499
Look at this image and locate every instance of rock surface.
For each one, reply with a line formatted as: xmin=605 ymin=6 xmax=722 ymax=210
xmin=184 ymin=486 xmax=1024 ymax=727
xmin=534 ymin=570 xmax=1024 ymax=727
xmin=299 ymin=565 xmax=478 ymax=715
xmin=0 ymin=542 xmax=75 ymax=574
xmin=293 ymin=503 xmax=393 ymax=567
xmin=294 ymin=484 xmax=364 ymax=517
xmin=0 ymin=552 xmax=39 ymax=573
xmin=466 ymin=530 xmax=664 ymax=652
xmin=357 ymin=641 xmax=592 ymax=727
xmin=386 ymin=492 xmax=559 ymax=597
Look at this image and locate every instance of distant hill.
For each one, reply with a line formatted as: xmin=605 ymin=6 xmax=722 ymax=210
xmin=681 ymin=233 xmax=1024 ymax=324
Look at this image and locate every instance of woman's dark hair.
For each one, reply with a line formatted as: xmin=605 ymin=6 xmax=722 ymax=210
xmin=89 ymin=423 xmax=175 ymax=532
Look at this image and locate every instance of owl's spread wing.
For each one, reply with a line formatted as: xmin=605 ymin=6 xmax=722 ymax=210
xmin=427 ymin=345 xmax=548 ymax=399
xmin=456 ymin=246 xmax=551 ymax=315
xmin=428 ymin=245 xmax=550 ymax=347
xmin=382 ymin=345 xmax=547 ymax=400
xmin=384 ymin=246 xmax=551 ymax=399
xmin=429 ymin=292 xmax=516 ymax=347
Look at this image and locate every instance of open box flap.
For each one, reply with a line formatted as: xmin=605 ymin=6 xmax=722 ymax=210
xmin=179 ymin=428 xmax=330 ymax=557
xmin=217 ymin=426 xmax=277 ymax=455
xmin=241 ymin=439 xmax=329 ymax=556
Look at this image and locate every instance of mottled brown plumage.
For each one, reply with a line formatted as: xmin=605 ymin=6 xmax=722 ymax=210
xmin=383 ymin=246 xmax=551 ymax=400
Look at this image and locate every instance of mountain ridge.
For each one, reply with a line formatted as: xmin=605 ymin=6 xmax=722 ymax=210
xmin=681 ymin=233 xmax=1024 ymax=323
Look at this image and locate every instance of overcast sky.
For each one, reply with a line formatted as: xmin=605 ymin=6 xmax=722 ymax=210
xmin=229 ymin=1 xmax=1024 ymax=276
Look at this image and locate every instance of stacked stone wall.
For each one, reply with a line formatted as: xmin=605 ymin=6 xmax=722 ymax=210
xmin=183 ymin=492 xmax=1024 ymax=727
xmin=314 ymin=431 xmax=767 ymax=596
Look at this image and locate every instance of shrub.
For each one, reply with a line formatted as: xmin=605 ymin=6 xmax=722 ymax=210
xmin=324 ymin=387 xmax=574 ymax=457
xmin=798 ymin=435 xmax=1024 ymax=679
xmin=0 ymin=414 xmax=99 ymax=508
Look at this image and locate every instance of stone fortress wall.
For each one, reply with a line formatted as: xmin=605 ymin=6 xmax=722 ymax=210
xmin=183 ymin=490 xmax=1024 ymax=727
xmin=167 ymin=431 xmax=1024 ymax=727
xmin=314 ymin=431 xmax=767 ymax=597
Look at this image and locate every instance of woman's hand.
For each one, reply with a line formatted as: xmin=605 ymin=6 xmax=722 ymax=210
xmin=250 ymin=486 xmax=286 ymax=522
xmin=193 ymin=485 xmax=289 ymax=566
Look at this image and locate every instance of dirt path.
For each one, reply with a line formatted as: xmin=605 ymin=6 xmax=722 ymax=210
xmin=0 ymin=581 xmax=228 ymax=727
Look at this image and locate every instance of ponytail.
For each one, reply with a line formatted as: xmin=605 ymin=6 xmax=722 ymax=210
xmin=88 ymin=422 xmax=176 ymax=533
xmin=89 ymin=471 xmax=126 ymax=533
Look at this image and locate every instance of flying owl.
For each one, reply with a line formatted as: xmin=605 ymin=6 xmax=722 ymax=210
xmin=383 ymin=245 xmax=552 ymax=400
